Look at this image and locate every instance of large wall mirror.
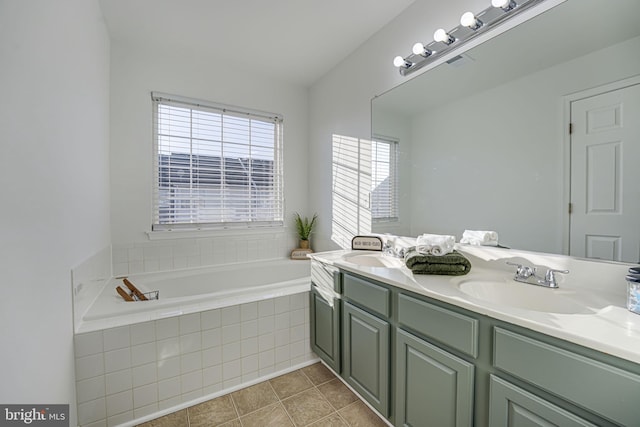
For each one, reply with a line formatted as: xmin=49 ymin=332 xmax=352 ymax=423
xmin=372 ymin=0 xmax=640 ymax=262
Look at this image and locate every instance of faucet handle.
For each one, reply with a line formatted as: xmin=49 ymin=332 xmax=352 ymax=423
xmin=506 ymin=262 xmax=535 ymax=278
xmin=545 ymin=268 xmax=569 ymax=283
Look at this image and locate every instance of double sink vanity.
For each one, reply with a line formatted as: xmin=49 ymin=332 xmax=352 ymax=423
xmin=309 ymin=246 xmax=640 ymax=427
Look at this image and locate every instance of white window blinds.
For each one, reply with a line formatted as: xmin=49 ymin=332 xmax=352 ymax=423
xmin=152 ymin=93 xmax=284 ymax=231
xmin=331 ymin=134 xmax=372 ymax=249
xmin=371 ymin=136 xmax=399 ymax=222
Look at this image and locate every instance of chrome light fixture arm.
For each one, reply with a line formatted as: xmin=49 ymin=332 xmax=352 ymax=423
xmin=393 ymin=0 xmax=555 ymax=76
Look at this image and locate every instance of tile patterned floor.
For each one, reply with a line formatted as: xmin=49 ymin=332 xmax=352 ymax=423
xmin=137 ymin=362 xmax=388 ymax=427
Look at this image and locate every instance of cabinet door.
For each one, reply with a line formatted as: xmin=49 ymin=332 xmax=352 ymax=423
xmin=489 ymin=375 xmax=598 ymax=427
xmin=310 ymin=285 xmax=341 ymax=372
xmin=343 ymin=301 xmax=390 ymax=417
xmin=396 ymin=329 xmax=474 ymax=427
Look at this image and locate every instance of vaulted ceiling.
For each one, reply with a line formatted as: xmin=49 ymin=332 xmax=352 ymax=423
xmin=99 ymin=0 xmax=415 ymax=87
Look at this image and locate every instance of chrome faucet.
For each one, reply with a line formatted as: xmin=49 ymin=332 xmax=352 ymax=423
xmin=506 ymin=262 xmax=569 ymax=288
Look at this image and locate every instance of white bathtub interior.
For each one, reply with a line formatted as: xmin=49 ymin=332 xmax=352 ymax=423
xmin=76 ymin=259 xmax=311 ymax=333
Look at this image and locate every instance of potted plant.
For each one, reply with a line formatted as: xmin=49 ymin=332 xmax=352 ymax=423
xmin=294 ymin=212 xmax=317 ymax=249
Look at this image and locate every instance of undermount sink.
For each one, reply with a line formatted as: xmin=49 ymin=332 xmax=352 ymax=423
xmin=456 ymin=279 xmax=610 ymax=315
xmin=341 ymin=252 xmax=404 ymax=268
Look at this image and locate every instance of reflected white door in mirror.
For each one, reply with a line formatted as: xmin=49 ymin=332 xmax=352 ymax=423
xmin=569 ymin=79 xmax=640 ymax=263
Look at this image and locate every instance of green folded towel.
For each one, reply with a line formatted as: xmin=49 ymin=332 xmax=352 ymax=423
xmin=404 ymin=248 xmax=471 ymax=276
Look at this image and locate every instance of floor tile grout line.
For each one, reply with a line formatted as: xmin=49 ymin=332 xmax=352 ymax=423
xmin=276 ymin=381 xmax=332 ymax=407
xmin=316 ymin=379 xmax=352 ymax=413
xmin=275 ymin=389 xmax=299 ymax=426
xmin=273 ymin=366 xmax=344 ymax=426
xmin=313 ymin=384 xmax=351 ymax=427
xmin=236 ymin=402 xmax=284 ymax=426
xmin=228 ymin=391 xmax=242 ymax=426
xmin=310 ymin=410 xmax=350 ymax=427
xmin=234 ymin=400 xmax=279 ymax=421
xmin=299 ymin=365 xmax=337 ymax=388
xmin=310 ymin=382 xmax=339 ymax=425
xmin=271 ymin=370 xmax=335 ymax=427
xmin=229 ymin=382 xmax=280 ymax=422
xmin=267 ymin=378 xmax=298 ymax=427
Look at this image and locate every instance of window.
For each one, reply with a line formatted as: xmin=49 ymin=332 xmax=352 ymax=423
xmin=371 ymin=136 xmax=399 ymax=222
xmin=152 ymin=93 xmax=284 ymax=231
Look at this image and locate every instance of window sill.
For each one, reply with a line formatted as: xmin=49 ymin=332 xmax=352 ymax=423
xmin=373 ymin=218 xmax=399 ymax=224
xmin=147 ymin=226 xmax=286 ymax=241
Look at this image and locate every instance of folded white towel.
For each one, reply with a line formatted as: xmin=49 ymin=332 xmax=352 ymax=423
xmin=416 ymin=234 xmax=455 ymax=256
xmin=460 ymin=230 xmax=499 ymax=246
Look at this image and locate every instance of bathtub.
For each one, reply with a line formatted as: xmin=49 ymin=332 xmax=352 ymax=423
xmin=76 ymin=258 xmax=311 ymax=333
xmin=74 ymin=258 xmax=316 ymax=426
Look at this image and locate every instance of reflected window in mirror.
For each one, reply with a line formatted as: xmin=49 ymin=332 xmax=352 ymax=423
xmin=331 ymin=134 xmax=372 ymax=249
xmin=371 ymin=136 xmax=399 ymax=223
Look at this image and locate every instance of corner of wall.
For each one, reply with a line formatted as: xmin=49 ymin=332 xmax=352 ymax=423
xmin=72 ymin=246 xmax=113 ymax=332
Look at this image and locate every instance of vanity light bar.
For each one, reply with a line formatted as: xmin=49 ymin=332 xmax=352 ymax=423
xmin=394 ymin=0 xmax=548 ymax=76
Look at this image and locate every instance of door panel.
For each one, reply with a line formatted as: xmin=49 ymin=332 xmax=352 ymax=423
xmin=396 ymin=329 xmax=474 ymax=427
xmin=489 ymin=375 xmax=597 ymax=427
xmin=342 ymin=301 xmax=389 ymax=417
xmin=570 ymin=83 xmax=640 ymax=262
xmin=310 ymin=285 xmax=341 ymax=372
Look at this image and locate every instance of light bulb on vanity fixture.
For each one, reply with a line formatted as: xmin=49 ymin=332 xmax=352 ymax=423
xmin=393 ymin=0 xmax=547 ymax=76
xmin=412 ymin=42 xmax=432 ymax=57
xmin=393 ymin=55 xmax=412 ymax=69
xmin=460 ymin=11 xmax=483 ymax=30
xmin=433 ymin=28 xmax=455 ymax=45
xmin=492 ymin=0 xmax=517 ymax=11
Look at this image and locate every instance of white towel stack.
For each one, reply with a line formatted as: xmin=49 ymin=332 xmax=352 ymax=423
xmin=416 ymin=234 xmax=455 ymax=256
xmin=460 ymin=230 xmax=499 ymax=246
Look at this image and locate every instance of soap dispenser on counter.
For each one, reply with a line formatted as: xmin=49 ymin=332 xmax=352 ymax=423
xmin=626 ymin=266 xmax=640 ymax=314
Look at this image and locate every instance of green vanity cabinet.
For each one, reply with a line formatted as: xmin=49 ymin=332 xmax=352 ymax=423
xmin=396 ymin=328 xmax=474 ymax=427
xmin=309 ymin=284 xmax=341 ymax=372
xmin=342 ymin=300 xmax=390 ymax=417
xmin=489 ymin=375 xmax=597 ymax=427
xmin=492 ymin=327 xmax=640 ymax=427
xmin=308 ymin=268 xmax=640 ymax=427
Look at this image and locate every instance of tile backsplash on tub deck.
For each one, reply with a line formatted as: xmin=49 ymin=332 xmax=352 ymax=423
xmin=112 ymin=232 xmax=297 ymax=276
xmin=74 ymin=293 xmax=314 ymax=427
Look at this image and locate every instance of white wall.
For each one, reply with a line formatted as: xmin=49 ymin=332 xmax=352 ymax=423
xmin=0 ymin=1 xmax=111 ymax=424
xmin=308 ymin=0 xmax=488 ymax=251
xmin=109 ymin=43 xmax=309 ymax=267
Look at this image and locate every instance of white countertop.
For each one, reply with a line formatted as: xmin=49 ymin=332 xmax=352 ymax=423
xmin=310 ymin=246 xmax=640 ymax=365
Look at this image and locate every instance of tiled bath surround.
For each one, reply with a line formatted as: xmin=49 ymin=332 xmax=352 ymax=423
xmin=112 ymin=231 xmax=297 ymax=276
xmin=74 ymin=294 xmax=314 ymax=426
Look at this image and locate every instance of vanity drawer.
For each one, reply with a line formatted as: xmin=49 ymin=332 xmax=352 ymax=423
xmin=398 ymin=293 xmax=478 ymax=358
xmin=311 ymin=260 xmax=342 ymax=293
xmin=343 ymin=273 xmax=390 ymax=318
xmin=493 ymin=327 xmax=640 ymax=426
